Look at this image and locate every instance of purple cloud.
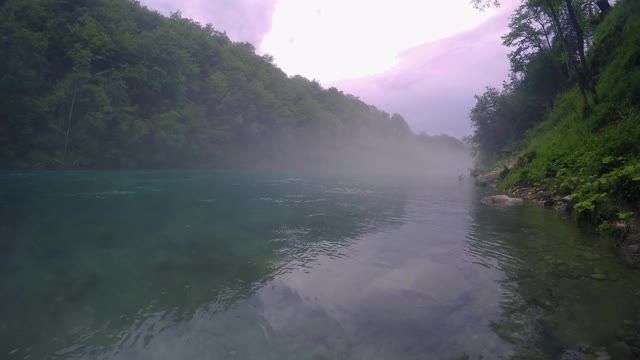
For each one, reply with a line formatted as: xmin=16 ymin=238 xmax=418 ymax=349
xmin=332 ymin=10 xmax=513 ymax=137
xmin=139 ymin=0 xmax=277 ymax=46
xmin=138 ymin=0 xmax=517 ymax=137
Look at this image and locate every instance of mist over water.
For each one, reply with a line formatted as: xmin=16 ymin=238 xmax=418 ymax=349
xmin=248 ymin=130 xmax=473 ymax=180
xmin=1 ymin=168 xmax=638 ymax=360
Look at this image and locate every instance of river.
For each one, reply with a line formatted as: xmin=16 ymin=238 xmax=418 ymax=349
xmin=1 ymin=171 xmax=639 ymax=359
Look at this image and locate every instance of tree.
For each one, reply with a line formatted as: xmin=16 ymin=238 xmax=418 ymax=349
xmin=563 ymin=0 xmax=599 ymax=105
xmin=471 ymin=0 xmax=501 ymax=10
xmin=475 ymin=0 xmax=608 ymax=113
xmin=1 ymin=0 xmax=467 ymax=169
xmin=502 ymin=2 xmax=554 ymax=77
xmin=468 ymin=0 xmax=621 ymax=164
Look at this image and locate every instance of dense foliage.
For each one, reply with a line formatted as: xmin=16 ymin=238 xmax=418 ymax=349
xmin=468 ymin=0 xmax=612 ymax=165
xmin=470 ymin=0 xmax=640 ymax=225
xmin=0 ymin=0 xmax=464 ymax=170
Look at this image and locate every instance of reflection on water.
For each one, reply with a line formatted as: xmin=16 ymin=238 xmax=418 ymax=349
xmin=467 ymin=204 xmax=640 ymax=359
xmin=0 ymin=171 xmax=639 ymax=360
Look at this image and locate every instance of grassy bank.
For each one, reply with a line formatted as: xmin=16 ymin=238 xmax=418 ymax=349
xmin=493 ymin=0 xmax=640 ymax=231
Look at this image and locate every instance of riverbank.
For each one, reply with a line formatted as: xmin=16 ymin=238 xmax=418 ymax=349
xmin=468 ymin=0 xmax=640 ymax=275
xmin=474 ymin=165 xmax=640 ymax=359
xmin=474 ymin=160 xmax=640 ymax=269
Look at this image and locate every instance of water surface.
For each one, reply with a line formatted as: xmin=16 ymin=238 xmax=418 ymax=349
xmin=1 ymin=171 xmax=639 ymax=359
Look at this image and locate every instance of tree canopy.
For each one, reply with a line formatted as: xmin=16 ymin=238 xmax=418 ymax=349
xmin=0 ymin=0 xmax=465 ymax=170
xmin=468 ymin=0 xmax=613 ymax=165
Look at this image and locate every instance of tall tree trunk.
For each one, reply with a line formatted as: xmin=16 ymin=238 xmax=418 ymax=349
xmin=564 ymin=0 xmax=587 ymax=71
xmin=545 ymin=0 xmax=590 ymax=112
xmin=565 ymin=0 xmax=599 ymax=105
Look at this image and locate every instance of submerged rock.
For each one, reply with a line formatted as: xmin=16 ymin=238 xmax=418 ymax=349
xmin=534 ymin=199 xmax=555 ymax=207
xmin=480 ymin=195 xmax=524 ymax=207
xmin=559 ymin=349 xmax=612 ymax=360
xmin=626 ymin=244 xmax=639 ymax=255
xmin=594 ymin=351 xmax=612 ymax=360
xmin=590 ymin=273 xmax=608 ymax=281
xmin=608 ymin=342 xmax=631 ymax=360
xmin=560 ymin=350 xmax=586 ymax=360
xmin=621 ymin=238 xmax=640 ymax=267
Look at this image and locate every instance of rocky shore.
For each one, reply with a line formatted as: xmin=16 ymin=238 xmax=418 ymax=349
xmin=475 ymin=167 xmax=640 ymax=359
xmin=474 ymin=165 xmax=640 ymax=269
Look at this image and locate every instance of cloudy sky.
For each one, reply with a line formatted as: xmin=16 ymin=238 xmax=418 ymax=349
xmin=140 ymin=0 xmax=517 ymax=137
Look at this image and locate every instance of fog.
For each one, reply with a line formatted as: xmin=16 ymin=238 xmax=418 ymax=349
xmin=245 ymin=131 xmax=474 ymax=183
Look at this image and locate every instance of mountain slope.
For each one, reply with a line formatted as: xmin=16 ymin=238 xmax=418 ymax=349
xmin=0 ymin=0 xmax=465 ymax=170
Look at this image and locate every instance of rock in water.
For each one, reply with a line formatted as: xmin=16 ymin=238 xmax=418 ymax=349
xmin=608 ymin=342 xmax=631 ymax=360
xmin=560 ymin=350 xmax=586 ymax=360
xmin=480 ymin=195 xmax=524 ymax=207
xmin=594 ymin=351 xmax=612 ymax=360
xmin=591 ymin=273 xmax=608 ymax=281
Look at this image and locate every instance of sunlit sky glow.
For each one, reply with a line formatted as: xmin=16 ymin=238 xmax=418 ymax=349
xmin=261 ymin=0 xmax=499 ymax=84
xmin=141 ymin=0 xmax=516 ymax=136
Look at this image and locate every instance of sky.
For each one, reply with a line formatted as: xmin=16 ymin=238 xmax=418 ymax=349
xmin=140 ymin=0 xmax=518 ymax=137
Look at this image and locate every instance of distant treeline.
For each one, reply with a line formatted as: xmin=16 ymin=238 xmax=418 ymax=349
xmin=0 ymin=0 xmax=465 ymax=170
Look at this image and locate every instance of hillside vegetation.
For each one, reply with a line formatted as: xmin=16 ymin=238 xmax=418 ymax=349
xmin=470 ymin=0 xmax=640 ymax=226
xmin=0 ymin=0 xmax=465 ymax=170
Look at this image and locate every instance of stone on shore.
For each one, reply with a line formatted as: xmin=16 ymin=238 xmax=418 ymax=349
xmin=480 ymin=195 xmax=524 ymax=207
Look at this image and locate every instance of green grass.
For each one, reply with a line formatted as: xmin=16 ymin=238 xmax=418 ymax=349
xmin=498 ymin=0 xmax=640 ymax=227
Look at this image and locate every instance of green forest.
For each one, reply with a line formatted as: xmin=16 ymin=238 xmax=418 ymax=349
xmin=0 ymin=0 xmax=464 ymax=170
xmin=469 ymin=0 xmax=640 ymax=225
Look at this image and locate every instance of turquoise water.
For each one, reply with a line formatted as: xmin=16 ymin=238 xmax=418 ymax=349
xmin=1 ymin=171 xmax=639 ymax=360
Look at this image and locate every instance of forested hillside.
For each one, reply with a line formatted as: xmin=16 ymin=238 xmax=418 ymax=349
xmin=469 ymin=0 xmax=640 ymax=225
xmin=0 ymin=0 xmax=464 ymax=170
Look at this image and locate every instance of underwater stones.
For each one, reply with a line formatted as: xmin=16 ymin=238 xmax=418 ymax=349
xmin=480 ymin=195 xmax=524 ymax=207
xmin=561 ymin=350 xmax=586 ymax=360
xmin=582 ymin=252 xmax=601 ymax=261
xmin=560 ymin=349 xmax=613 ymax=360
xmin=534 ymin=198 xmax=555 ymax=207
xmin=590 ymin=273 xmax=608 ymax=281
xmin=626 ymin=232 xmax=640 ymax=245
xmin=608 ymin=342 xmax=631 ymax=360
xmin=626 ymin=244 xmax=640 ymax=255
xmin=535 ymin=199 xmax=555 ymax=207
xmin=366 ymin=260 xmax=470 ymax=304
xmin=593 ymin=351 xmax=612 ymax=360
xmin=622 ymin=239 xmax=640 ymax=266
xmin=448 ymin=354 xmax=471 ymax=360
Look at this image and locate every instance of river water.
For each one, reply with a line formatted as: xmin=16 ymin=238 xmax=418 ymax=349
xmin=1 ymin=171 xmax=639 ymax=360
